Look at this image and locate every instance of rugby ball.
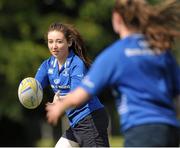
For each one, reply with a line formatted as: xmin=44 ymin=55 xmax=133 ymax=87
xmin=18 ymin=77 xmax=43 ymax=109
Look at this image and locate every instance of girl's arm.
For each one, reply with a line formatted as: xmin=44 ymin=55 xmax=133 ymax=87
xmin=46 ymin=87 xmax=89 ymax=125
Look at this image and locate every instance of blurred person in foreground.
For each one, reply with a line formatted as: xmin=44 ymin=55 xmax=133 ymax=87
xmin=35 ymin=22 xmax=109 ymax=147
xmin=46 ymin=0 xmax=180 ymax=147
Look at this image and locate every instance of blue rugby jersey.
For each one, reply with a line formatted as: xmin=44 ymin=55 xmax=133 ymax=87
xmin=35 ymin=50 xmax=103 ymax=127
xmin=80 ymin=34 xmax=180 ymax=132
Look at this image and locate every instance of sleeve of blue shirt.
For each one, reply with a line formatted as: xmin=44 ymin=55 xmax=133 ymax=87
xmin=80 ymin=47 xmax=122 ymax=96
xmin=35 ymin=60 xmax=49 ymax=89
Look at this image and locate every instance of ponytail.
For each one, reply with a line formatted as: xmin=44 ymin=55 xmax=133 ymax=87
xmin=66 ymin=24 xmax=92 ymax=68
xmin=113 ymin=0 xmax=180 ymax=51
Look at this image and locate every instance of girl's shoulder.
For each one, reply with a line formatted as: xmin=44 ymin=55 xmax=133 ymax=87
xmin=41 ymin=56 xmax=56 ymax=67
xmin=72 ymin=54 xmax=85 ymax=66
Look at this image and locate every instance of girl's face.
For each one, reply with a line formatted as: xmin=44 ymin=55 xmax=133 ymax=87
xmin=47 ymin=30 xmax=70 ymax=59
xmin=112 ymin=12 xmax=122 ymax=35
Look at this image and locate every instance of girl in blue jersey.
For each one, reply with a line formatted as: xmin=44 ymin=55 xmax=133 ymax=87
xmin=46 ymin=0 xmax=180 ymax=147
xmin=35 ymin=22 xmax=109 ymax=147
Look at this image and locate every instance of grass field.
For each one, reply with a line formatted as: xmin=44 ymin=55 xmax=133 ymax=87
xmin=109 ymin=136 xmax=124 ymax=147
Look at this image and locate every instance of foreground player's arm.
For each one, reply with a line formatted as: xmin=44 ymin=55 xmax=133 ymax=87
xmin=46 ymin=87 xmax=89 ymax=125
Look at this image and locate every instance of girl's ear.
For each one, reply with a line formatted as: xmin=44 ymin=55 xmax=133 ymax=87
xmin=112 ymin=12 xmax=123 ymax=34
xmin=68 ymin=40 xmax=72 ymax=47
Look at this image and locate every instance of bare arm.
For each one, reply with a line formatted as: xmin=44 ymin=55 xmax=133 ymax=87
xmin=64 ymin=87 xmax=90 ymax=108
xmin=46 ymin=87 xmax=90 ymax=125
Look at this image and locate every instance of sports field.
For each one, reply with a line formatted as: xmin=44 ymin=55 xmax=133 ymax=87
xmin=109 ymin=136 xmax=124 ymax=147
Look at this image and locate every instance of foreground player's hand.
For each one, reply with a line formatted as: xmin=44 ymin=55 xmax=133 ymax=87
xmin=45 ymin=101 xmax=65 ymax=125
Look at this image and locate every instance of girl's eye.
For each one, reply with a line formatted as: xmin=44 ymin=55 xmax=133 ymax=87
xmin=57 ymin=40 xmax=63 ymax=44
xmin=48 ymin=40 xmax=53 ymax=44
xmin=47 ymin=40 xmax=64 ymax=44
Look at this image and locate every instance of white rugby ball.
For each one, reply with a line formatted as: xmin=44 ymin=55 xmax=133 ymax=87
xmin=18 ymin=77 xmax=43 ymax=109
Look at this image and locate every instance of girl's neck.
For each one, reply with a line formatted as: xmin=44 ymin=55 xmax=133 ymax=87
xmin=57 ymin=59 xmax=65 ymax=70
xmin=57 ymin=52 xmax=69 ymax=70
xmin=119 ymin=25 xmax=140 ymax=39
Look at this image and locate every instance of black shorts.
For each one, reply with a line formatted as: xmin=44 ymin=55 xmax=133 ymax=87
xmin=62 ymin=108 xmax=110 ymax=147
xmin=124 ymin=124 xmax=180 ymax=147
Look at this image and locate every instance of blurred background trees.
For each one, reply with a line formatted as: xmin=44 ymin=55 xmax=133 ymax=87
xmin=0 ymin=0 xmax=179 ymax=146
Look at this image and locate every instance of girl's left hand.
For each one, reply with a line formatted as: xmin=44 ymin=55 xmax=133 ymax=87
xmin=45 ymin=101 xmax=65 ymax=125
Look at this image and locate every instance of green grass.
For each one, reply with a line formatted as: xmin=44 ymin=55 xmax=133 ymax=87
xmin=109 ymin=136 xmax=124 ymax=147
xmin=36 ymin=138 xmax=55 ymax=147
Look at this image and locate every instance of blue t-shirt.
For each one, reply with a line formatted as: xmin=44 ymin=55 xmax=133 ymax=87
xmin=80 ymin=34 xmax=180 ymax=132
xmin=35 ymin=50 xmax=103 ymax=127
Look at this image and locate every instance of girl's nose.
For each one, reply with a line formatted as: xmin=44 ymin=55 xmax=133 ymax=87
xmin=53 ymin=43 xmax=58 ymax=48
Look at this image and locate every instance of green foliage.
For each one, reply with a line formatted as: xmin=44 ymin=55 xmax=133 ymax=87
xmin=79 ymin=0 xmax=114 ymax=23
xmin=6 ymin=41 xmax=48 ymax=84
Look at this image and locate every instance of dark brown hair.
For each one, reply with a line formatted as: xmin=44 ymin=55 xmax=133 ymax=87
xmin=113 ymin=0 xmax=180 ymax=51
xmin=46 ymin=22 xmax=91 ymax=68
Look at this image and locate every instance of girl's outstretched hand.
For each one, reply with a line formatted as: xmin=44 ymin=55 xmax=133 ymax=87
xmin=46 ymin=87 xmax=90 ymax=125
xmin=45 ymin=101 xmax=65 ymax=125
